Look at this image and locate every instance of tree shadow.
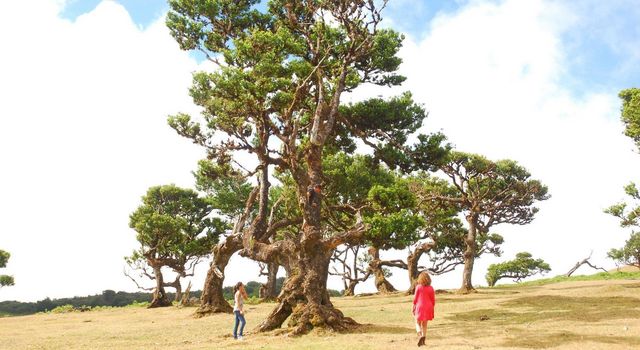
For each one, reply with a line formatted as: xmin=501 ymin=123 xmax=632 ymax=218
xmin=355 ymin=323 xmax=415 ymax=335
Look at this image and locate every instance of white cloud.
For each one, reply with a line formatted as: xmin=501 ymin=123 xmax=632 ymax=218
xmin=0 ymin=1 xmax=212 ymax=301
xmin=348 ymin=0 xmax=640 ymax=292
xmin=1 ymin=0 xmax=638 ymax=302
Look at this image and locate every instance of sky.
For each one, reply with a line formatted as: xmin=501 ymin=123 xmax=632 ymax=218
xmin=0 ymin=0 xmax=639 ymax=302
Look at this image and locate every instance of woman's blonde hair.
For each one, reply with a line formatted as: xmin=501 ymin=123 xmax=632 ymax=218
xmin=417 ymin=271 xmax=431 ymax=286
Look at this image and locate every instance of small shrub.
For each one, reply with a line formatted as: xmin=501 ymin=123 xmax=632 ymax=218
xmin=50 ymin=305 xmax=75 ymax=314
xmin=126 ymin=300 xmax=150 ymax=308
xmin=245 ymin=296 xmax=262 ymax=305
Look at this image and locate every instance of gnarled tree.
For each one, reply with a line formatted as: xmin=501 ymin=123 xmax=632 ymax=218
xmin=166 ymin=0 xmax=446 ymax=335
xmin=330 ymin=245 xmax=370 ymax=296
xmin=191 ymin=161 xmax=257 ymax=316
xmin=324 ymin=153 xmax=422 ymax=295
xmin=127 ymin=185 xmax=223 ymax=307
xmin=428 ymin=152 xmax=549 ymax=293
xmin=407 ymin=174 xmax=503 ymax=293
xmin=485 ymin=252 xmax=550 ymax=287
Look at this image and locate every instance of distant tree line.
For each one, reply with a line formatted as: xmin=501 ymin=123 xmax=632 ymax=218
xmin=0 ymin=277 xmax=332 ymax=317
xmin=0 ymin=290 xmax=156 ymax=316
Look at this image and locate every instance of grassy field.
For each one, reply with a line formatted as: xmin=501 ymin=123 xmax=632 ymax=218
xmin=1 ymin=276 xmax=640 ymax=349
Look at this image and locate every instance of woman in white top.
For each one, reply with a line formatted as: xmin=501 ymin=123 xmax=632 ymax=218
xmin=232 ymin=282 xmax=248 ymax=340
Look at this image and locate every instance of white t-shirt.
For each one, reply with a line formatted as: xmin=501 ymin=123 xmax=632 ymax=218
xmin=233 ymin=290 xmax=244 ymax=312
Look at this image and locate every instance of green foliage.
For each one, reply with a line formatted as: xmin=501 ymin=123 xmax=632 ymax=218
xmin=0 ymin=250 xmax=9 ymax=268
xmin=409 ymin=174 xmax=503 ymax=274
xmin=607 ymin=232 xmax=640 ymax=268
xmin=50 ymin=304 xmax=76 ymax=314
xmin=365 ymin=183 xmax=422 ymax=249
xmin=619 ymin=88 xmax=640 ymax=149
xmin=445 ymin=152 xmax=550 ymax=217
xmin=194 ymin=160 xmax=253 ymax=218
xmin=129 ymin=184 xmax=222 ymax=257
xmin=125 ymin=301 xmax=151 ymax=308
xmin=165 ymin=1 xmax=450 ymax=318
xmin=320 ymin=153 xmax=425 ymax=250
xmin=606 ymin=182 xmax=640 ymax=228
xmin=434 ymin=151 xmax=549 ymax=247
xmin=166 ymin=0 xmax=447 ymax=178
xmin=486 ymin=252 xmax=551 ymax=287
xmin=0 ymin=275 xmax=14 ymax=287
xmin=323 ymin=153 xmax=394 ymax=205
xmin=0 ymin=249 xmax=14 ymax=288
xmin=127 ymin=184 xmax=226 ymax=286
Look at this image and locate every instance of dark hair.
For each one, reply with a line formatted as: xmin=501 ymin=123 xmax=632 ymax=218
xmin=233 ymin=282 xmax=243 ymax=293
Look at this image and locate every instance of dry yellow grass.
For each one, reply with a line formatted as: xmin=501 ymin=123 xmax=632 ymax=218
xmin=1 ymin=279 xmax=639 ymax=349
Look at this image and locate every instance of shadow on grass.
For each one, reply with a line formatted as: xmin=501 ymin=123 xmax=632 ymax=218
xmin=448 ymin=295 xmax=640 ymax=324
xmin=356 ymin=324 xmax=415 ymax=335
xmin=502 ymin=330 xmax=640 ymax=349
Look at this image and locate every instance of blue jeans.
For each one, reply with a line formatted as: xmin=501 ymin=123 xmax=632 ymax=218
xmin=233 ymin=310 xmax=246 ymax=338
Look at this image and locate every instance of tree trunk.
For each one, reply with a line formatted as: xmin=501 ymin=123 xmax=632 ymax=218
xmin=254 ymin=145 xmax=358 ymax=335
xmin=459 ymin=215 xmax=478 ymax=294
xmin=255 ymin=243 xmax=357 ymax=335
xmin=368 ymin=247 xmax=396 ymax=293
xmin=195 ymin=235 xmax=242 ymax=317
xmin=173 ymin=279 xmax=182 ymax=303
xmin=565 ymin=252 xmax=608 ymax=277
xmin=343 ymin=281 xmax=357 ymax=296
xmin=149 ymin=266 xmax=171 ymax=308
xmin=407 ymin=242 xmax=434 ymax=294
xmin=260 ymin=262 xmax=279 ymax=300
xmin=180 ymin=281 xmax=192 ymax=306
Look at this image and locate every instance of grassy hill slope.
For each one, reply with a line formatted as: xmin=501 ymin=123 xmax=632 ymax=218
xmin=1 ymin=276 xmax=639 ymax=349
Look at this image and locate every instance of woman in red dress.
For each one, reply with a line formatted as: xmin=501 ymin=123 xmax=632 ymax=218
xmin=412 ymin=271 xmax=435 ymax=347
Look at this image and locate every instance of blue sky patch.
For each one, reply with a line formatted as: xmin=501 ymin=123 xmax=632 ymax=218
xmin=59 ymin=0 xmax=638 ymax=96
xmin=61 ymin=0 xmax=168 ymax=28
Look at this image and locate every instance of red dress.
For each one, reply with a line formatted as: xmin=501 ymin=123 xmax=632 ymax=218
xmin=413 ymin=284 xmax=435 ymax=321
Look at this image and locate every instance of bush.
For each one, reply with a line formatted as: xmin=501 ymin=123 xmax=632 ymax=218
xmin=125 ymin=301 xmax=150 ymax=308
xmin=608 ymin=232 xmax=640 ymax=268
xmin=50 ymin=305 xmax=75 ymax=314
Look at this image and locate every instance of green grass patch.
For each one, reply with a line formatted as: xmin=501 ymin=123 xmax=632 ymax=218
xmin=492 ymin=271 xmax=640 ymax=288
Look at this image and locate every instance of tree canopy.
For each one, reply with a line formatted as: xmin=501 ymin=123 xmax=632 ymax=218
xmin=619 ymin=88 xmax=640 ymax=150
xmin=127 ymin=184 xmax=226 ymax=307
xmin=605 ymin=183 xmax=640 ymax=268
xmin=0 ymin=249 xmax=14 ymax=288
xmin=422 ymin=151 xmax=549 ymax=292
xmin=485 ymin=252 xmax=551 ymax=287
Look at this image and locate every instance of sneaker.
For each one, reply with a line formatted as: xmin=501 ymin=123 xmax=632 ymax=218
xmin=238 ymin=336 xmax=244 ymax=341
